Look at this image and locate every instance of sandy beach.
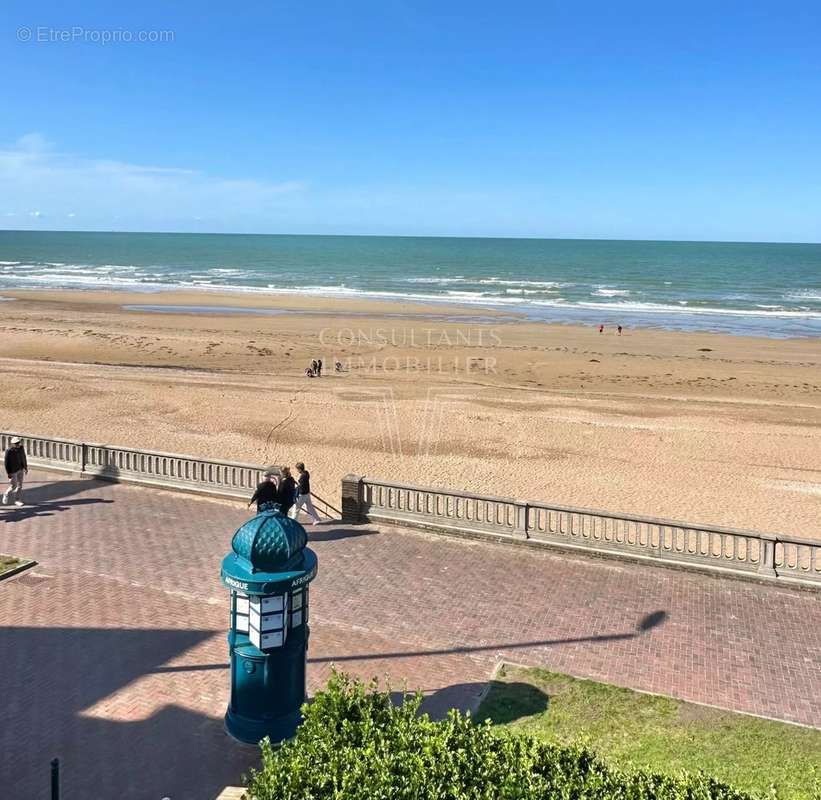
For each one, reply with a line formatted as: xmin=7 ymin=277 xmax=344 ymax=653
xmin=0 ymin=288 xmax=819 ymax=539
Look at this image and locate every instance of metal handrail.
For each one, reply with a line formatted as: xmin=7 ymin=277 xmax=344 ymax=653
xmin=311 ymin=490 xmax=342 ymax=519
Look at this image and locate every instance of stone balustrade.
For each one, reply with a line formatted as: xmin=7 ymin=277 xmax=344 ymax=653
xmin=3 ymin=430 xmax=816 ymax=589
xmin=0 ymin=431 xmax=342 ymax=517
xmin=1 ymin=431 xmax=265 ymax=500
xmin=0 ymin=432 xmax=82 ymax=474
xmin=83 ymin=442 xmax=264 ymax=498
xmin=341 ymin=474 xmax=820 ymax=590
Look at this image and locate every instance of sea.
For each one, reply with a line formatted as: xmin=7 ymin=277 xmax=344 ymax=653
xmin=1 ymin=230 xmax=820 ymax=338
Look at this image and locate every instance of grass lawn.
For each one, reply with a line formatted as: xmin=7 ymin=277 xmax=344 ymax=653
xmin=477 ymin=665 xmax=821 ymax=799
xmin=0 ymin=554 xmax=30 ymax=577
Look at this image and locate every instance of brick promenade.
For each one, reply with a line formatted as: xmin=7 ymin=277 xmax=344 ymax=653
xmin=1 ymin=472 xmax=820 ymax=799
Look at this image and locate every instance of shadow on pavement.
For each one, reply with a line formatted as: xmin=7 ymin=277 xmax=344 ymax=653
xmin=310 ymin=610 xmax=669 ymax=665
xmin=151 ymin=661 xmax=229 ymax=674
xmin=1 ymin=475 xmax=117 ymax=522
xmin=308 ymin=526 xmax=378 ymax=542
xmin=0 ymin=497 xmax=114 ymax=523
xmin=0 ymin=626 xmax=255 ymax=800
xmin=10 ymin=477 xmax=104 ymax=504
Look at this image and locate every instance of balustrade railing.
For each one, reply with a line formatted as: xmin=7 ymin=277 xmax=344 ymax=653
xmin=4 ymin=430 xmax=818 ymax=588
xmin=82 ymin=442 xmax=264 ymax=496
xmin=0 ymin=432 xmax=81 ymax=473
xmin=0 ymin=431 xmax=334 ymax=516
xmin=341 ymin=474 xmax=820 ymax=590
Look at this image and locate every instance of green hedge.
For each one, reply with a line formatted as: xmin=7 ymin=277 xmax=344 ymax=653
xmin=244 ymin=672 xmax=755 ymax=800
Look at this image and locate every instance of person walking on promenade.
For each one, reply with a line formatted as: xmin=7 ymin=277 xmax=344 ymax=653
xmin=3 ymin=437 xmax=28 ymax=507
xmin=248 ymin=467 xmax=279 ymax=512
xmin=291 ymin=461 xmax=320 ymax=525
xmin=277 ymin=465 xmax=297 ymax=517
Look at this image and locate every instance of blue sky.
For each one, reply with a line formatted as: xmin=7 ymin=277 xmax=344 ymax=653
xmin=2 ymin=1 xmax=821 ymax=241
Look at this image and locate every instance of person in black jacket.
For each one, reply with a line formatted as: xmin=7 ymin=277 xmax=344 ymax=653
xmin=3 ymin=437 xmax=28 ymax=507
xmin=276 ymin=466 xmax=297 ymax=516
xmin=248 ymin=467 xmax=279 ymax=512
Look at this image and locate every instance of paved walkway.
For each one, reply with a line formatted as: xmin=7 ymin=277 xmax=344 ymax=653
xmin=1 ymin=472 xmax=820 ymax=799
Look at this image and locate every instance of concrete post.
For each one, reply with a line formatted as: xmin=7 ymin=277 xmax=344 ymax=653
xmin=341 ymin=474 xmax=364 ymax=523
xmin=514 ymin=501 xmax=529 ymax=538
xmin=758 ymin=534 xmax=777 ymax=578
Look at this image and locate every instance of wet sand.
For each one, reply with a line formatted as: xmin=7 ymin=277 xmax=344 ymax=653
xmin=1 ymin=288 xmax=820 ymax=538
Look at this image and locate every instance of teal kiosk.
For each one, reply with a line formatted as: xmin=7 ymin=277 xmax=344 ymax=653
xmin=220 ymin=501 xmax=318 ymax=744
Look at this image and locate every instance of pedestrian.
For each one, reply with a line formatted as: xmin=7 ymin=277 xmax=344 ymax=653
xmin=598 ymin=324 xmax=604 ymax=334
xmin=316 ymin=358 xmax=323 ymax=377
xmin=617 ymin=324 xmax=623 ymax=335
xmin=291 ymin=461 xmax=320 ymax=525
xmin=311 ymin=359 xmax=318 ymax=375
xmin=248 ymin=466 xmax=279 ymax=512
xmin=3 ymin=437 xmax=28 ymax=507
xmin=277 ymin=465 xmax=297 ymax=517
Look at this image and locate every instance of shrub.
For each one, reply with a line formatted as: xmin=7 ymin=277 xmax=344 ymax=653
xmin=244 ymin=672 xmax=756 ymax=800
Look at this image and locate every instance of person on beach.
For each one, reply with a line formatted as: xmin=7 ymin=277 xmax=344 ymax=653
xmin=277 ymin=465 xmax=297 ymax=516
xmin=3 ymin=437 xmax=28 ymax=507
xmin=305 ymin=366 xmax=315 ymax=377
xmin=617 ymin=324 xmax=623 ymax=335
xmin=335 ymin=360 xmax=343 ymax=372
xmin=291 ymin=461 xmax=320 ymax=525
xmin=598 ymin=324 xmax=604 ymax=334
xmin=316 ymin=358 xmax=323 ymax=377
xmin=248 ymin=467 xmax=279 ymax=512
xmin=311 ymin=359 xmax=318 ymax=375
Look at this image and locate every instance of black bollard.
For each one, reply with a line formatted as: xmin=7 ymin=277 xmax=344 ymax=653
xmin=50 ymin=758 xmax=60 ymax=800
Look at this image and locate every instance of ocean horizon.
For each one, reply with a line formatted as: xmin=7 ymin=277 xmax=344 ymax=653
xmin=2 ymin=229 xmax=820 ymax=338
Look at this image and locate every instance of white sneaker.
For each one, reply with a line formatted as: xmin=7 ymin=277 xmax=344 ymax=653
xmin=14 ymin=501 xmax=24 ymax=507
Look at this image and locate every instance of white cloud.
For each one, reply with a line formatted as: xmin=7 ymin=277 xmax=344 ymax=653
xmin=16 ymin=132 xmax=52 ymax=152
xmin=0 ymin=134 xmax=305 ymax=230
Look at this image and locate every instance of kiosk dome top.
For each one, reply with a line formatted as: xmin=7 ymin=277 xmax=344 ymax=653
xmin=231 ymin=506 xmax=308 ymax=573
